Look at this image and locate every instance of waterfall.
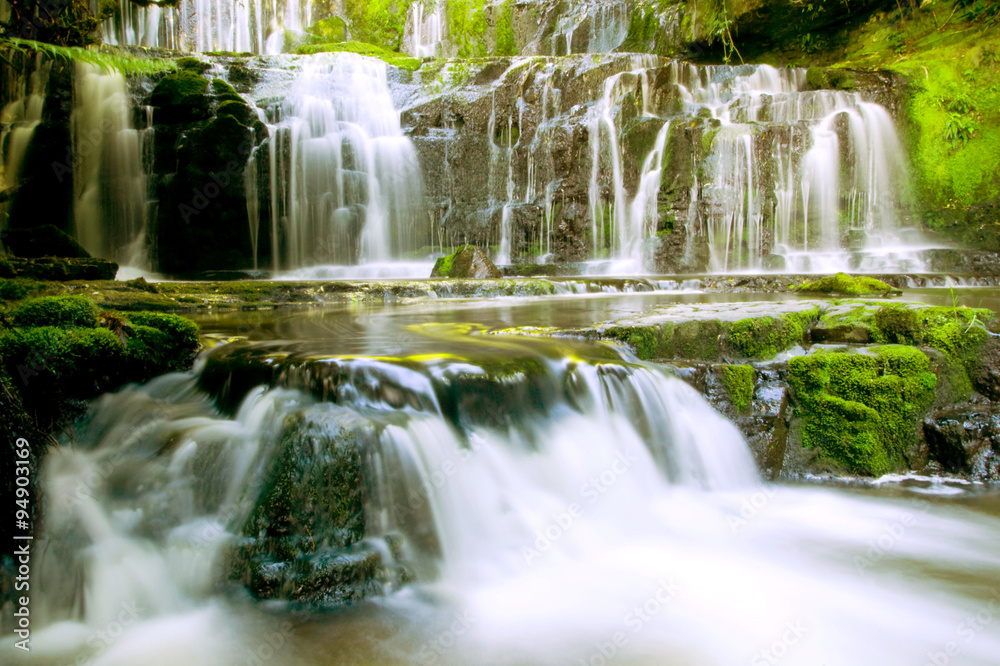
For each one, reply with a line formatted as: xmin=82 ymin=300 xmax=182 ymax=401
xmin=260 ymin=53 xmax=426 ymax=272
xmin=102 ymin=0 xmax=310 ymax=54
xmin=71 ymin=64 xmax=153 ymax=269
xmin=587 ymin=56 xmax=661 ymax=271
xmin=674 ymin=63 xmax=915 ymax=273
xmin=5 ymin=329 xmax=1000 ymax=665
xmin=410 ymin=0 xmax=443 ymax=58
xmin=0 ymin=53 xmax=50 ymax=241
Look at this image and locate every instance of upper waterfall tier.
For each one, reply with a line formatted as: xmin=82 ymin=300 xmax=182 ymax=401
xmin=402 ymin=55 xmax=927 ymax=273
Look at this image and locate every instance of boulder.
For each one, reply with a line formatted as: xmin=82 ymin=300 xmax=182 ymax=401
xmin=431 ymin=245 xmax=502 ymax=279
xmin=1 ymin=224 xmax=89 ymax=258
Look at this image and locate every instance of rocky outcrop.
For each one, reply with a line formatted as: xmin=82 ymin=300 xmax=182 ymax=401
xmin=148 ymin=60 xmax=271 ymax=275
xmin=430 ymin=244 xmax=502 ymax=278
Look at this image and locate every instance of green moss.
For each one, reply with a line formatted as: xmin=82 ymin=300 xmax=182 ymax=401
xmin=446 ymin=0 xmax=488 ymax=58
xmin=430 ymin=245 xmax=467 ymax=278
xmin=210 ymin=78 xmax=238 ymax=95
xmin=308 ymin=16 xmax=349 ymax=43
xmin=726 ymin=309 xmax=815 ymax=360
xmin=874 ymin=304 xmax=919 ymax=344
xmin=495 ymin=0 xmax=516 ymax=56
xmin=216 ymin=100 xmax=257 ymax=125
xmin=788 ymin=346 xmax=937 ymax=476
xmin=342 ymin=0 xmax=413 ymax=51
xmin=794 ymin=273 xmax=901 ymax=297
xmin=12 ymin=295 xmax=98 ymax=328
xmin=806 ymin=66 xmax=854 ymax=90
xmin=672 ymin=319 xmax=723 ymax=361
xmin=621 ymin=4 xmax=659 ymax=53
xmin=126 ymin=312 xmax=200 ymax=367
xmin=0 ymin=279 xmax=47 ymax=302
xmin=719 ymin=364 xmax=755 ymax=412
xmin=151 ymin=71 xmax=210 ymax=107
xmin=175 ymin=56 xmax=211 ymax=74
xmin=296 ymin=41 xmax=422 ymax=70
xmin=604 ymin=325 xmax=662 ymax=360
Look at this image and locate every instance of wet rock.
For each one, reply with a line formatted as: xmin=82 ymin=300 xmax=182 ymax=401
xmin=431 ymin=245 xmax=502 ymax=278
xmin=969 ymin=335 xmax=1000 ymax=401
xmin=1 ymin=224 xmax=89 ymax=258
xmin=0 ymin=256 xmax=117 ymax=281
xmin=923 ymin=408 xmax=1000 ymax=481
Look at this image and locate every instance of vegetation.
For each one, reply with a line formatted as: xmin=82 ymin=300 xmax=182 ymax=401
xmin=789 ymin=346 xmax=937 ymax=476
xmin=795 ymin=273 xmax=901 ymax=297
xmin=719 ymin=364 xmax=755 ymax=411
xmin=297 ymin=40 xmax=422 ymax=70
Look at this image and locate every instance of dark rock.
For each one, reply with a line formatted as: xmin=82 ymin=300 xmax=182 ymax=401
xmin=2 ymin=224 xmax=89 ymax=258
xmin=2 ymin=256 xmax=118 ymax=281
xmin=923 ymin=408 xmax=1000 ymax=481
xmin=431 ymin=245 xmax=502 ymax=278
xmin=969 ymin=335 xmax=1000 ymax=401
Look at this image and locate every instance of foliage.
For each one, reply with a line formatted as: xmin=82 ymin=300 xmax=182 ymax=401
xmin=446 ymin=0 xmax=488 ymax=58
xmin=296 ymin=40 xmax=422 ymax=70
xmin=495 ymin=0 xmax=516 ymax=56
xmin=342 ymin=0 xmax=413 ymax=51
xmin=12 ymin=294 xmax=98 ymax=328
xmin=719 ymin=364 xmax=755 ymax=411
xmin=1 ymin=37 xmax=177 ymax=74
xmin=789 ymin=346 xmax=937 ymax=475
xmin=794 ymin=273 xmax=901 ymax=296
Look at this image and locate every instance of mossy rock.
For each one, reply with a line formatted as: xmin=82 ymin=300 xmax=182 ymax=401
xmin=725 ymin=309 xmax=816 ymax=360
xmin=719 ymin=364 xmax=755 ymax=412
xmin=12 ymin=295 xmax=98 ymax=328
xmin=430 ymin=245 xmax=501 ymax=279
xmin=150 ymin=71 xmax=212 ymax=124
xmin=806 ymin=66 xmax=855 ymax=91
xmin=216 ymin=100 xmax=258 ymax=126
xmin=794 ymin=273 xmax=900 ymax=297
xmin=175 ymin=56 xmax=211 ymax=74
xmin=788 ymin=346 xmax=937 ymax=476
xmin=210 ymin=77 xmax=238 ymax=95
xmin=308 ymin=16 xmax=349 ymax=43
xmin=874 ymin=304 xmax=919 ymax=344
xmin=296 ymin=41 xmax=422 ymax=71
xmin=603 ymin=325 xmax=663 ymax=360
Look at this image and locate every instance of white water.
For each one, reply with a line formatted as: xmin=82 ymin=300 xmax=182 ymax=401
xmin=3 ymin=331 xmax=1000 ymax=665
xmin=71 ymin=64 xmax=153 ymax=268
xmin=258 ymin=53 xmax=426 ymax=271
xmin=667 ymin=62 xmax=922 ymax=273
xmin=102 ymin=0 xmax=311 ymax=54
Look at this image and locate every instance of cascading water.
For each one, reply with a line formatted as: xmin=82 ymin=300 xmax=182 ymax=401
xmin=452 ymin=55 xmax=927 ymax=273
xmin=409 ymin=0 xmax=443 ymax=58
xmin=666 ymin=62 xmax=919 ymax=273
xmin=102 ymin=0 xmax=310 ymax=54
xmin=3 ymin=325 xmax=1000 ymax=665
xmin=0 ymin=53 xmax=50 ymax=240
xmin=553 ymin=0 xmax=631 ymax=55
xmin=71 ymin=63 xmax=153 ymax=270
xmin=256 ymin=53 xmax=428 ymax=275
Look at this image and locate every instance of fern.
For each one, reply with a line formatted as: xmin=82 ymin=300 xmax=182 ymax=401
xmin=0 ymin=38 xmax=176 ymax=75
